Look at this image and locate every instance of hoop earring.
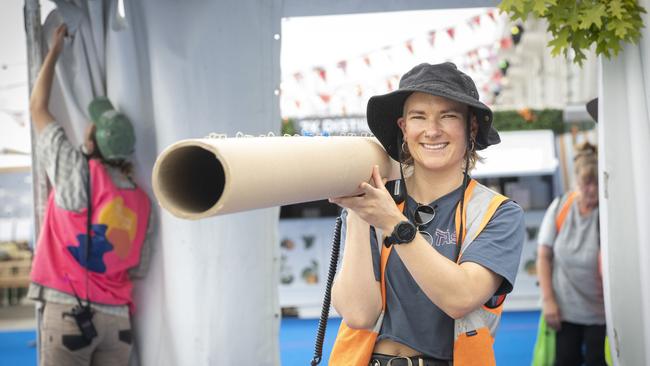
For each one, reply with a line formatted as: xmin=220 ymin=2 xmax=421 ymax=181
xmin=401 ymin=141 xmax=409 ymax=154
xmin=469 ymin=139 xmax=476 ymax=152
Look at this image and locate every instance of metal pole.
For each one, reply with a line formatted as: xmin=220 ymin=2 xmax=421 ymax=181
xmin=24 ymin=0 xmax=44 ymax=364
xmin=25 ymin=0 xmax=45 ymax=239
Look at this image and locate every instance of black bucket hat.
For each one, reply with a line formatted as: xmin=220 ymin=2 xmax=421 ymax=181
xmin=367 ymin=62 xmax=500 ymax=161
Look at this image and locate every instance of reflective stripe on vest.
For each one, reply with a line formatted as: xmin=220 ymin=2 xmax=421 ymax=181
xmin=327 ymin=203 xmax=402 ymax=365
xmin=555 ymin=191 xmax=578 ymax=232
xmin=453 ymin=180 xmax=509 ymax=366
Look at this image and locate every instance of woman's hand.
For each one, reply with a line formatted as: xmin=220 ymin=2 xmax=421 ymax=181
xmin=543 ymin=298 xmax=562 ymax=331
xmin=50 ymin=24 xmax=67 ymax=56
xmin=29 ymin=24 xmax=67 ymax=133
xmin=329 ymin=165 xmax=405 ymax=233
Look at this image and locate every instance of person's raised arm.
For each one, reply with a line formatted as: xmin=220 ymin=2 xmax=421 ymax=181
xmin=396 ymin=240 xmax=504 ymax=319
xmin=330 ymin=210 xmax=382 ymax=329
xmin=330 ymin=166 xmax=403 ymax=329
xmin=337 ymin=166 xmax=512 ymax=320
xmin=29 ymin=24 xmax=66 ymax=133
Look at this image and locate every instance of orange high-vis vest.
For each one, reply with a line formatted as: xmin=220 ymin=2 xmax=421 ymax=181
xmin=451 ymin=180 xmax=508 ymax=366
xmin=555 ymin=191 xmax=578 ymax=232
xmin=329 ymin=179 xmax=509 ymax=365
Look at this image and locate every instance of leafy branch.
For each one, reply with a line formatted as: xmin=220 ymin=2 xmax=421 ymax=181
xmin=499 ymin=0 xmax=647 ymax=65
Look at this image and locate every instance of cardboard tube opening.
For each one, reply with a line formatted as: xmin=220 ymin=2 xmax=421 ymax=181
xmin=157 ymin=146 xmax=225 ymax=214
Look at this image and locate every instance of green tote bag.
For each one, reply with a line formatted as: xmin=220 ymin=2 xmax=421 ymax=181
xmin=531 ymin=315 xmax=555 ymax=366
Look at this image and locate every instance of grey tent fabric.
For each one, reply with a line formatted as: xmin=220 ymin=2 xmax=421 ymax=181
xmin=42 ymin=0 xmax=105 ymax=142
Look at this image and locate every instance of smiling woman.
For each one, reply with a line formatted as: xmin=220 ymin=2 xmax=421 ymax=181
xmin=328 ymin=62 xmax=525 ymax=366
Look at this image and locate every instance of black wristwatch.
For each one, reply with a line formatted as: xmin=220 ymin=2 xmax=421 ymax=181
xmin=383 ymin=221 xmax=417 ymax=247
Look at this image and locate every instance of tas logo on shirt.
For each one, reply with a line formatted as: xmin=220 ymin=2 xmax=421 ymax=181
xmin=434 ymin=228 xmax=457 ymax=247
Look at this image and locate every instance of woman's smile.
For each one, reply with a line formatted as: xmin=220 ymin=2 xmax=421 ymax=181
xmin=420 ymin=142 xmax=449 ymax=151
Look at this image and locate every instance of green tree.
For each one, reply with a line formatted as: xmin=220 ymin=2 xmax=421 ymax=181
xmin=499 ymin=0 xmax=646 ymax=65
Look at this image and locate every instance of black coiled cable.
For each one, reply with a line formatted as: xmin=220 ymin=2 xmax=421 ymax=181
xmin=310 ymin=216 xmax=342 ymax=366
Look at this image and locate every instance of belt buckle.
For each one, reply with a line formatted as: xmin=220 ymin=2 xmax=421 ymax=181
xmin=387 ymin=356 xmax=414 ymax=366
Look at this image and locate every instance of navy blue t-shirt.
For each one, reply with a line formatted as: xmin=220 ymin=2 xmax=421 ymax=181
xmin=339 ymin=184 xmax=525 ymax=359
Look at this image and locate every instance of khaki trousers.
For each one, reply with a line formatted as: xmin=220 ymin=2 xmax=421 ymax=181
xmin=40 ymin=302 xmax=132 ymax=366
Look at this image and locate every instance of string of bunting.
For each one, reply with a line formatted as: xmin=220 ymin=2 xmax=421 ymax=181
xmin=284 ymin=8 xmax=515 ymax=115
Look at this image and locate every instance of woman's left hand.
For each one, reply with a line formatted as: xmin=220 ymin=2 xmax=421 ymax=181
xmin=329 ymin=165 xmax=405 ymax=233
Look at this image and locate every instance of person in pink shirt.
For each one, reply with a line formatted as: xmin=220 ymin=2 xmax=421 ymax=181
xmin=28 ymin=24 xmax=153 ymax=366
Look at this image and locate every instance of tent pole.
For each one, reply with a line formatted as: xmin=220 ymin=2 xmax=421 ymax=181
xmin=24 ymin=0 xmax=45 ymax=241
xmin=24 ymin=1 xmax=44 ymax=365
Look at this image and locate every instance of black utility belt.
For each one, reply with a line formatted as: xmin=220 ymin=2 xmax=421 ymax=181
xmin=369 ymin=353 xmax=451 ymax=366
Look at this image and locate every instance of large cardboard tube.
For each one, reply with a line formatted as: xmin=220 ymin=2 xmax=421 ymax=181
xmin=152 ymin=136 xmax=401 ymax=219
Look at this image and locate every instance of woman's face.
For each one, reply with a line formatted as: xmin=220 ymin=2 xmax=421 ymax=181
xmin=577 ymin=171 xmax=599 ymax=207
xmin=397 ymin=92 xmax=474 ymax=174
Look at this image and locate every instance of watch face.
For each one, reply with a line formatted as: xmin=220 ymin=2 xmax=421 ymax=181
xmin=396 ymin=221 xmax=416 ymax=242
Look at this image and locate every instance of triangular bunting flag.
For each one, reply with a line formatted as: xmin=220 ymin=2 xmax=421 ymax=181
xmin=386 ymin=79 xmax=394 ymax=91
xmin=500 ymin=37 xmax=513 ymax=50
xmin=446 ymin=27 xmax=455 ymax=40
xmin=363 ymin=55 xmax=372 ymax=67
xmin=405 ymin=40 xmax=414 ymax=54
xmin=314 ymin=67 xmax=327 ymax=82
xmin=428 ymin=31 xmax=436 ymax=47
xmin=487 ymin=9 xmax=496 ymax=22
xmin=318 ymin=93 xmax=331 ymax=104
xmin=337 ymin=60 xmax=347 ymax=74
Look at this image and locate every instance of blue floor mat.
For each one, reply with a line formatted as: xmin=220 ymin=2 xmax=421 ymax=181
xmin=0 ymin=311 xmax=539 ymax=365
xmin=280 ymin=311 xmax=540 ymax=366
xmin=0 ymin=330 xmax=36 ymax=366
